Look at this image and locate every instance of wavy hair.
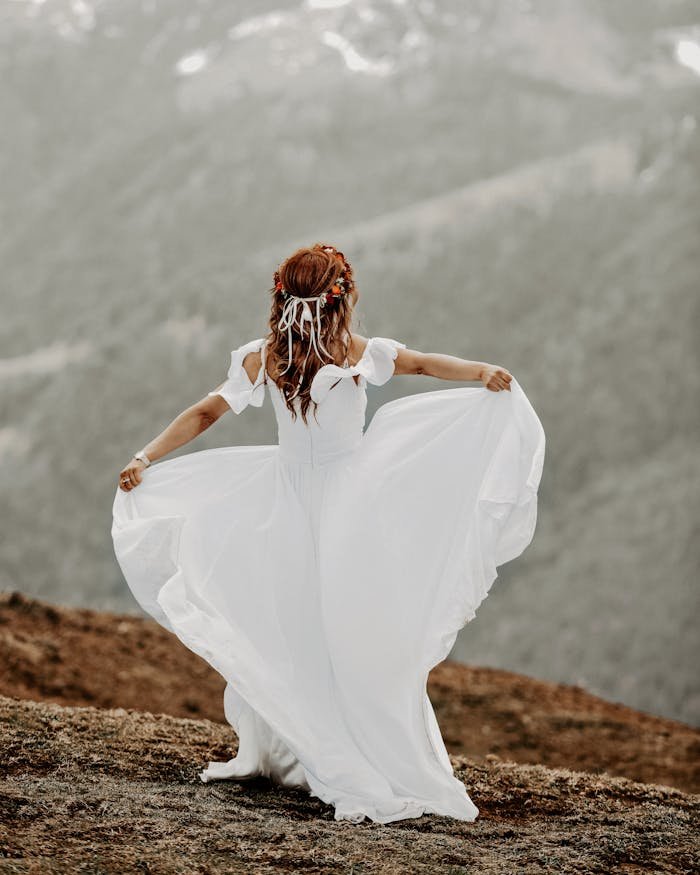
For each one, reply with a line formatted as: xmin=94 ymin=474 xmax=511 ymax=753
xmin=266 ymin=242 xmax=356 ymax=424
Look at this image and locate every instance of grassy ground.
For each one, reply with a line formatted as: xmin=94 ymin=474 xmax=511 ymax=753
xmin=1 ymin=695 xmax=698 ymax=874
xmin=2 ymin=591 xmax=698 ymax=797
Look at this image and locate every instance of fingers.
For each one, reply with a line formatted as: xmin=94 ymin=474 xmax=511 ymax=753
xmin=493 ymin=370 xmax=513 ymax=392
xmin=118 ymin=465 xmax=142 ymax=491
xmin=487 ymin=371 xmax=513 ymax=392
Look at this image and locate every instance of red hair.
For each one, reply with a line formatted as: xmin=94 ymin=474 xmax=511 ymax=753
xmin=266 ymin=242 xmax=356 ymax=424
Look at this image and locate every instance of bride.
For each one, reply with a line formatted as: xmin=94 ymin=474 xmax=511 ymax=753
xmin=112 ymin=242 xmax=545 ymax=825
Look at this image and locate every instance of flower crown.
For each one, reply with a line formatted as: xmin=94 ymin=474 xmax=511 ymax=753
xmin=273 ymin=246 xmax=351 ymax=307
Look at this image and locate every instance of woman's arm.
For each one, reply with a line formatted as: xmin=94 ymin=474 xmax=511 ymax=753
xmin=118 ymin=394 xmax=229 ymax=492
xmin=393 ymin=346 xmax=512 ymax=392
xmin=118 ymin=347 xmax=266 ymax=492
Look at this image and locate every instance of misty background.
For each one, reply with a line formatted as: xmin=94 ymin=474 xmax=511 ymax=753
xmin=1 ymin=0 xmax=698 ymax=726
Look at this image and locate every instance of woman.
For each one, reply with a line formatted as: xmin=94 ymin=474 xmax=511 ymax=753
xmin=112 ymin=242 xmax=545 ymax=825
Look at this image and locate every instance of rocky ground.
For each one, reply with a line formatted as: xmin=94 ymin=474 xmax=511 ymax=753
xmin=1 ymin=591 xmax=698 ymax=872
xmin=2 ymin=695 xmax=697 ymax=874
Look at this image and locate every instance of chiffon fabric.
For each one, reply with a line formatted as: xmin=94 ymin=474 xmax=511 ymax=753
xmin=111 ymin=335 xmax=545 ymax=824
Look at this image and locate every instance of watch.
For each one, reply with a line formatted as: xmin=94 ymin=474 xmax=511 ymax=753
xmin=134 ymin=450 xmax=152 ymax=467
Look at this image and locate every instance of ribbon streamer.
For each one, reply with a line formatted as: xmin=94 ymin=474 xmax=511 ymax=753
xmin=277 ymin=294 xmax=334 ymax=399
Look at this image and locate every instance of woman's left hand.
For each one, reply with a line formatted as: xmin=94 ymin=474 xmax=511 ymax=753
xmin=480 ymin=364 xmax=513 ymax=392
xmin=118 ymin=458 xmax=147 ymax=492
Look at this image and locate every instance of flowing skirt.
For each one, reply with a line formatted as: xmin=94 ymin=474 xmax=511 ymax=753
xmin=111 ymin=379 xmax=545 ymax=824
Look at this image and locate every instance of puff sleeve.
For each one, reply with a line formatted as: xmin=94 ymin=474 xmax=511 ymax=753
xmin=207 ymin=338 xmax=266 ymax=414
xmin=310 ymin=336 xmax=406 ymax=404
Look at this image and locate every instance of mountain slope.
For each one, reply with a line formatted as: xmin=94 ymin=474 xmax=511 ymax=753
xmin=0 ymin=0 xmax=698 ymax=726
xmin=2 ymin=592 xmax=697 ymax=795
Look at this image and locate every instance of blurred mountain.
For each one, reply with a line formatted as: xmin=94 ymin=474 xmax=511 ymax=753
xmin=0 ymin=0 xmax=698 ymax=724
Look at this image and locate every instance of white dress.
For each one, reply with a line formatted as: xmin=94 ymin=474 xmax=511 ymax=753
xmin=111 ymin=335 xmax=545 ymax=825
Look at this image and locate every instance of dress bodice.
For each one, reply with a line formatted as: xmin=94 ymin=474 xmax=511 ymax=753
xmin=208 ymin=336 xmax=406 ymax=466
xmin=267 ymin=374 xmax=368 ymax=465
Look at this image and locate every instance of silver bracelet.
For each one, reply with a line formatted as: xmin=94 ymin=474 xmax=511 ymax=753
xmin=134 ymin=450 xmax=152 ymax=467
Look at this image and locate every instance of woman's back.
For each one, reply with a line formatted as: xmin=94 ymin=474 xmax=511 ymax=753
xmin=235 ymin=334 xmax=406 ymax=466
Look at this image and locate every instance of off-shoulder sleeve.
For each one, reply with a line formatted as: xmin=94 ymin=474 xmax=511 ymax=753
xmin=207 ymin=338 xmax=266 ymax=414
xmin=310 ymin=336 xmax=406 ymax=404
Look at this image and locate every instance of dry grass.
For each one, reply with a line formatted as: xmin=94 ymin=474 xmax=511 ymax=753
xmin=2 ymin=591 xmax=698 ymax=796
xmin=1 ymin=695 xmax=698 ymax=874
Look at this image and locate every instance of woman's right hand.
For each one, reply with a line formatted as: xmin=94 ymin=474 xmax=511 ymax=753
xmin=480 ymin=364 xmax=513 ymax=392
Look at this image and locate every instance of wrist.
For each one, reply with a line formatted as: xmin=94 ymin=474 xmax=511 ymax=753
xmin=133 ymin=450 xmax=152 ymax=467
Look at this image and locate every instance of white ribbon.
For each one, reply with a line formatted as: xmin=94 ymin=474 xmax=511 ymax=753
xmin=277 ymin=293 xmax=334 ymax=399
